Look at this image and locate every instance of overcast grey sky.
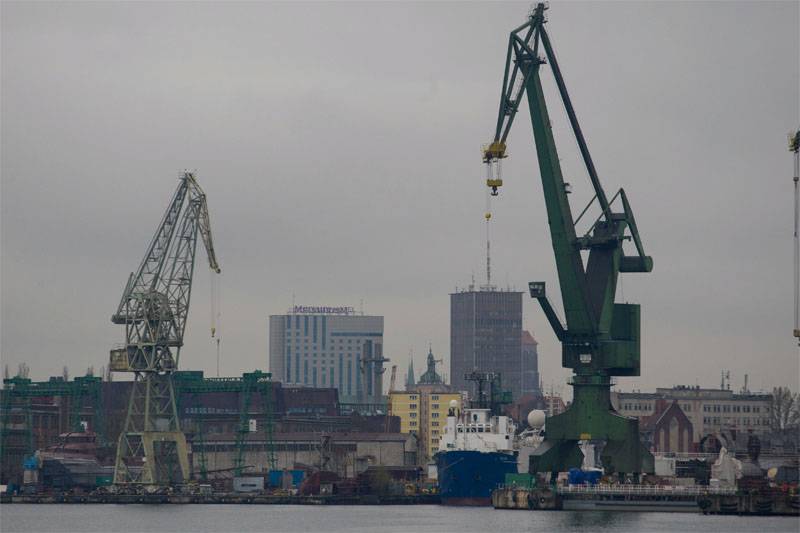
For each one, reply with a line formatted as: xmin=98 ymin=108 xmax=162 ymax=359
xmin=2 ymin=1 xmax=798 ymax=397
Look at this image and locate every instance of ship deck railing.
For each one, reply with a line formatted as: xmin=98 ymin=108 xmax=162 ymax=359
xmin=556 ymin=484 xmax=736 ymax=497
xmin=655 ymin=451 xmax=800 ymax=461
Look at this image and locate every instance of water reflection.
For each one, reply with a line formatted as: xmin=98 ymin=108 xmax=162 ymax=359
xmin=560 ymin=510 xmax=640 ymax=531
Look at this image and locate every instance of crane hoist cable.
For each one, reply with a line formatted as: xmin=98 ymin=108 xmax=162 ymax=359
xmin=790 ymin=129 xmax=800 ymax=343
xmin=485 ymin=186 xmax=493 ymax=288
xmin=210 ymin=273 xmax=217 ymax=338
xmin=210 ymin=272 xmax=222 ymax=375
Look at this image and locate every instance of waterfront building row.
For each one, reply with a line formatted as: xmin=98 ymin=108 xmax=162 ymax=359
xmin=612 ymin=385 xmax=774 ymax=450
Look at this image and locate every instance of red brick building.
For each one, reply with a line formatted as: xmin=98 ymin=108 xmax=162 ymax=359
xmin=643 ymin=400 xmax=694 ymax=453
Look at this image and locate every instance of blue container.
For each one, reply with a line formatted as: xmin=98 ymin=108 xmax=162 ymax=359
xmin=584 ymin=470 xmax=602 ymax=485
xmin=268 ymin=470 xmax=305 ymax=488
xmin=268 ymin=470 xmax=282 ymax=488
xmin=567 ymin=468 xmax=584 ymax=485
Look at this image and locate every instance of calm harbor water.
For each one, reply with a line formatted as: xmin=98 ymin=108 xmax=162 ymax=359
xmin=0 ymin=505 xmax=798 ymax=533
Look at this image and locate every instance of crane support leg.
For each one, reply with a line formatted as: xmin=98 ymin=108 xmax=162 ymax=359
xmin=113 ymin=373 xmax=189 ymax=485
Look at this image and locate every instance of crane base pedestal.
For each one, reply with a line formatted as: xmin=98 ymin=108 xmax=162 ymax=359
xmin=530 ymin=378 xmax=654 ymax=476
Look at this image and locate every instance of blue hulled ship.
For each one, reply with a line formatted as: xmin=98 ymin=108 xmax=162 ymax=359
xmin=436 ymin=449 xmax=518 ymax=506
xmin=435 ymin=403 xmax=520 ymax=506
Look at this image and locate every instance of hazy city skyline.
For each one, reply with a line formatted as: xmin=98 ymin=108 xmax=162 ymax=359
xmin=2 ymin=1 xmax=798 ymax=398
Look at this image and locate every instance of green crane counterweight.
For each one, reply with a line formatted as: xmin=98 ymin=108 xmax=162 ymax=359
xmin=483 ymin=3 xmax=654 ymax=476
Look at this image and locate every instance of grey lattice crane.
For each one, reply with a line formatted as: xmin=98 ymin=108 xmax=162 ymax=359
xmin=110 ymin=171 xmax=220 ymax=485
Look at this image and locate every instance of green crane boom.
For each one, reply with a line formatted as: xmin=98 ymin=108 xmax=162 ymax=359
xmin=483 ymin=3 xmax=654 ymax=476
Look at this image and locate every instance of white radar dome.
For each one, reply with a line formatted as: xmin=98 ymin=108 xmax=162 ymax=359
xmin=449 ymin=399 xmax=458 ymax=408
xmin=527 ymin=409 xmax=546 ymax=429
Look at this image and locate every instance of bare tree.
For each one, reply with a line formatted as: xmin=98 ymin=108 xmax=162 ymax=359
xmin=16 ymin=363 xmax=30 ymax=379
xmin=770 ymin=387 xmax=800 ymax=432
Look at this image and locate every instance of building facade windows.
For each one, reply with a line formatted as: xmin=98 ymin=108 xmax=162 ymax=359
xmin=269 ymin=313 xmax=384 ymax=402
xmin=613 ymin=386 xmax=773 ymax=447
xmin=347 ymin=360 xmax=352 ymax=396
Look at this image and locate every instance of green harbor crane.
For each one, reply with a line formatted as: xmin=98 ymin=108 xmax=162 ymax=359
xmin=483 ymin=3 xmax=654 ymax=476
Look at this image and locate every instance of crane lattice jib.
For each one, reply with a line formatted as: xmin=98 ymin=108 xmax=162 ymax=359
xmin=111 ymin=172 xmax=220 ymax=373
xmin=484 ymin=3 xmax=652 ymax=336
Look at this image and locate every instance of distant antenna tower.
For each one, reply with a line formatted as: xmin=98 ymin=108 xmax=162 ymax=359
xmin=790 ymin=129 xmax=800 ymax=344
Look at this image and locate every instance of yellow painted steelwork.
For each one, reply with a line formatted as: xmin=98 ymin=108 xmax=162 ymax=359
xmin=483 ymin=141 xmax=507 ymax=161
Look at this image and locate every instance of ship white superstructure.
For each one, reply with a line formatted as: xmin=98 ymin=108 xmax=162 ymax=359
xmin=438 ymin=404 xmax=516 ymax=453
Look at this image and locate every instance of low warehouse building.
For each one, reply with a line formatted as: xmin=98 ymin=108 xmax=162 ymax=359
xmin=191 ymin=432 xmax=417 ymax=479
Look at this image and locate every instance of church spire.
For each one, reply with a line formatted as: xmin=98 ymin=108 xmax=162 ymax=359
xmin=405 ymin=356 xmax=415 ymax=390
xmin=418 ymin=346 xmax=443 ymax=385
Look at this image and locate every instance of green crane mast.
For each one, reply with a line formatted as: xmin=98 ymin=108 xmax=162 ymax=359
xmin=483 ymin=3 xmax=654 ymax=476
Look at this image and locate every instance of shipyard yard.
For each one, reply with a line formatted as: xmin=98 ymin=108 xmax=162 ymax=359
xmin=1 ymin=0 xmax=799 ymax=532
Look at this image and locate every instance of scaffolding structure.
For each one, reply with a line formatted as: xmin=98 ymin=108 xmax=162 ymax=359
xmin=173 ymin=370 xmax=276 ymax=478
xmin=0 ymin=374 xmax=105 ymax=483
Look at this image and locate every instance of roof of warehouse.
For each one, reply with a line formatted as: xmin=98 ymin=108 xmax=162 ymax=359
xmin=195 ymin=431 xmax=414 ymax=444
